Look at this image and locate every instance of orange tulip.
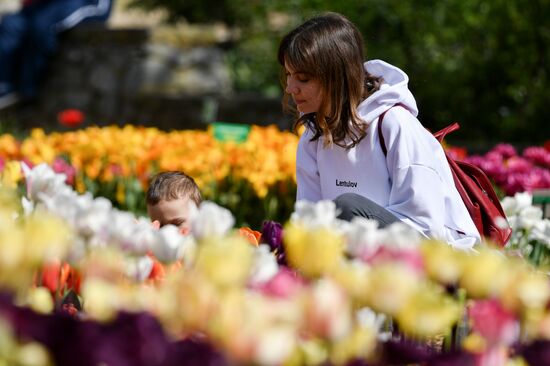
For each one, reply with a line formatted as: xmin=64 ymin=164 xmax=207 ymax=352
xmin=238 ymin=227 xmax=262 ymax=246
xmin=147 ymin=256 xmax=166 ymax=283
xmin=39 ymin=260 xmax=61 ymax=296
xmin=37 ymin=261 xmax=81 ymax=298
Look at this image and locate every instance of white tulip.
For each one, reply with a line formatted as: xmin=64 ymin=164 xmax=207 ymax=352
xmin=518 ymin=206 xmax=543 ymax=229
xmin=110 ymin=211 xmax=140 ymax=250
xmin=291 ymin=200 xmax=340 ymax=229
xmin=356 ymin=307 xmax=385 ymax=328
xmin=125 ymin=255 xmax=154 ymax=282
xmin=515 ymin=192 xmax=533 ymax=211
xmin=130 ymin=217 xmax=159 ymax=256
xmin=380 ymin=221 xmax=422 ymax=249
xmin=191 ymin=201 xmax=235 ymax=239
xmin=153 ymin=225 xmax=192 ymax=263
xmin=501 ymin=196 xmax=520 ymax=217
xmin=344 ymin=218 xmax=382 ymax=257
xmin=20 ymin=196 xmax=34 ymax=215
xmin=530 ymin=219 xmax=550 ymax=248
xmin=254 ymin=326 xmax=296 ymax=366
xmin=248 ymin=244 xmax=279 ymax=286
xmin=21 ymin=162 xmax=71 ymax=203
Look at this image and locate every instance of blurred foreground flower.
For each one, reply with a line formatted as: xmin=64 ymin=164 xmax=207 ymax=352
xmin=283 ymin=222 xmax=345 ymax=278
xmin=466 ymin=299 xmax=519 ymax=366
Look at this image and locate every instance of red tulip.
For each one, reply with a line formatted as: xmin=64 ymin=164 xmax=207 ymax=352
xmin=57 ymin=109 xmax=84 ymax=128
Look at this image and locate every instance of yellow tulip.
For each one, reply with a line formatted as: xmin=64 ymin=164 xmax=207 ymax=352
xmin=23 ymin=214 xmax=71 ymax=265
xmin=396 ymin=286 xmax=462 ymax=338
xmin=0 ymin=134 xmax=20 ymax=158
xmin=330 ymin=261 xmax=371 ymax=306
xmin=500 ymin=268 xmax=550 ymax=313
xmin=284 ymin=223 xmax=345 ymax=279
xmin=81 ymin=278 xmax=119 ymax=322
xmin=1 ymin=161 xmax=23 ymax=188
xmin=330 ymin=326 xmax=377 ymax=366
xmin=15 ymin=342 xmax=52 ymax=366
xmin=421 ymin=240 xmax=466 ymax=285
xmin=459 ymin=248 xmax=511 ymax=298
xmin=26 ymin=287 xmax=54 ymax=314
xmin=194 ymin=235 xmax=254 ymax=288
xmin=366 ymin=264 xmax=421 ymax=316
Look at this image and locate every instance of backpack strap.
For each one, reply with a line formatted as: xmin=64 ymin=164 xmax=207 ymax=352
xmin=377 ymin=103 xmax=408 ymax=156
xmin=433 ymin=122 xmax=461 ymax=143
xmin=378 ymin=104 xmax=461 ymax=155
xmin=377 ymin=111 xmax=388 ymax=156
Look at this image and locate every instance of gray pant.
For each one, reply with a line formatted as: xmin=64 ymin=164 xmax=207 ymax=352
xmin=334 ymin=193 xmax=400 ymax=228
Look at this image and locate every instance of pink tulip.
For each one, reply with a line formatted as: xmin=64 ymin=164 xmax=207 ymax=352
xmin=465 ymin=143 xmax=550 ymax=195
xmin=254 ymin=266 xmax=305 ymax=298
xmin=362 ymin=246 xmax=424 ymax=275
xmin=468 ymin=299 xmax=519 ymax=366
xmin=506 ymin=156 xmax=532 ymax=174
xmin=52 ymin=157 xmax=76 ymax=186
xmin=523 ymin=147 xmax=550 ymax=168
xmin=493 ymin=144 xmax=517 ymax=159
xmin=468 ymin=299 xmax=518 ymax=346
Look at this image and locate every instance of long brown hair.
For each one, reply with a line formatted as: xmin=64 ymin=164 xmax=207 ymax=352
xmin=278 ymin=12 xmax=381 ymax=148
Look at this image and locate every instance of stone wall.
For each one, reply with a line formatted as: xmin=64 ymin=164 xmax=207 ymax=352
xmin=4 ymin=24 xmax=293 ymax=131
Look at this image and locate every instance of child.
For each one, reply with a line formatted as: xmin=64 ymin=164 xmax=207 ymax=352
xmin=278 ymin=12 xmax=480 ymax=249
xmin=146 ymin=171 xmax=202 ymax=235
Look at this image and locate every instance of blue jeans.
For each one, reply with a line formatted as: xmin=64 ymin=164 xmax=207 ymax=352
xmin=334 ymin=192 xmax=400 ymax=228
xmin=0 ymin=0 xmax=112 ymax=98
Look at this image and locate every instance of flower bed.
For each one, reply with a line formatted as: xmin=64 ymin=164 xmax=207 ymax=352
xmin=1 ymin=126 xmax=549 ymax=228
xmin=0 ymin=125 xmax=298 ymax=228
xmin=1 ymin=163 xmax=550 ymax=365
xmin=463 ymin=143 xmax=550 ymax=196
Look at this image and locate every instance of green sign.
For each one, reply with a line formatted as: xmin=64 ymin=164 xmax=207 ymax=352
xmin=533 ymin=189 xmax=550 ymax=204
xmin=212 ymin=122 xmax=251 ymax=143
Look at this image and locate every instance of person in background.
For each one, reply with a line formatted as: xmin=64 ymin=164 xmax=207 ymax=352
xmin=0 ymin=0 xmax=113 ymax=109
xmin=146 ymin=171 xmax=202 ymax=236
xmin=278 ymin=12 xmax=480 ymax=249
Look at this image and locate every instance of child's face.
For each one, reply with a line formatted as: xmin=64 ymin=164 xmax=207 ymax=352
xmin=284 ymin=62 xmax=323 ymax=114
xmin=147 ymin=197 xmax=194 ymax=235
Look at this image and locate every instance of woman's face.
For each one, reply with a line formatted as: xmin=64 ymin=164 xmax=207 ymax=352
xmin=284 ymin=62 xmax=323 ymax=114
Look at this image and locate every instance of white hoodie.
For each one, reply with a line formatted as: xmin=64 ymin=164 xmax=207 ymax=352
xmin=296 ymin=59 xmax=480 ymax=249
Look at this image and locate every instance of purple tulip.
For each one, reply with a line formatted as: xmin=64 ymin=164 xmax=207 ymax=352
xmin=376 ymin=338 xmax=435 ymax=365
xmin=0 ymin=293 xmax=228 ymax=366
xmin=261 ymin=220 xmax=287 ymax=265
xmin=261 ymin=220 xmax=283 ymax=248
xmin=519 ymin=340 xmax=550 ymax=366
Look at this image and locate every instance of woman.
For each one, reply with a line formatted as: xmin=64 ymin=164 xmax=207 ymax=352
xmin=278 ymin=12 xmax=480 ymax=249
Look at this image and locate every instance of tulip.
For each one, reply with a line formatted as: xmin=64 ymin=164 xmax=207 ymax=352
xmin=57 ymin=109 xmax=84 ymax=128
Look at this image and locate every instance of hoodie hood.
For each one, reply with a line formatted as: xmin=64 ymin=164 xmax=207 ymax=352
xmin=357 ymin=60 xmax=419 ymax=123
